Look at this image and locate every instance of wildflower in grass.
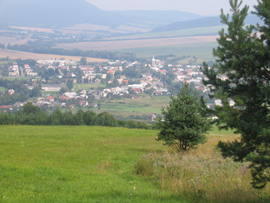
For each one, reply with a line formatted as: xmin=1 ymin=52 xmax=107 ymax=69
xmin=241 ymin=166 xmax=248 ymax=174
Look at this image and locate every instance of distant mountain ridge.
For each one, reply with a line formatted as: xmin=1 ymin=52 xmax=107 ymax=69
xmin=0 ymin=0 xmax=131 ymax=28
xmin=113 ymin=10 xmax=202 ymax=25
xmin=151 ymin=14 xmax=263 ymax=32
xmin=0 ymin=0 xmax=203 ymax=29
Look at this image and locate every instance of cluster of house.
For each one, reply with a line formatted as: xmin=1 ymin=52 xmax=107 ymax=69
xmin=35 ymin=90 xmax=90 ymax=109
xmin=8 ymin=63 xmax=38 ymax=77
xmin=37 ymin=59 xmax=77 ymax=66
xmin=24 ymin=64 xmax=38 ymax=77
xmin=8 ymin=63 xmax=19 ymax=77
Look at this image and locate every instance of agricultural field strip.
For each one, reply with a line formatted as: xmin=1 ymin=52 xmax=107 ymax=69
xmin=55 ymin=35 xmax=218 ymax=51
xmin=0 ymin=48 xmax=108 ymax=62
xmin=10 ymin=24 xmax=151 ymax=34
xmin=103 ymin=26 xmax=226 ymax=40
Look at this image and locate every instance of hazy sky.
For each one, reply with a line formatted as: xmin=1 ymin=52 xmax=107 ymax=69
xmin=87 ymin=0 xmax=258 ymax=16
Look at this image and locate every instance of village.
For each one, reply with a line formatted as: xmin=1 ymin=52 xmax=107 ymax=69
xmin=0 ymin=56 xmax=233 ymax=115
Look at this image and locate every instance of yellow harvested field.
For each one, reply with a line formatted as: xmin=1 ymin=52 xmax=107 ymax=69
xmin=9 ymin=26 xmax=81 ymax=34
xmin=0 ymin=49 xmax=108 ymax=62
xmin=55 ymin=35 xmax=218 ymax=50
xmin=0 ymin=36 xmax=36 ymax=45
xmin=0 ymin=36 xmax=17 ymax=44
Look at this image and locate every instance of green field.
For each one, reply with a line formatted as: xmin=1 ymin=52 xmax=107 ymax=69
xmin=0 ymin=126 xmax=178 ymax=202
xmin=74 ymin=83 xmax=106 ymax=92
xmin=0 ymin=86 xmax=6 ymax=93
xmin=0 ymin=126 xmax=269 ymax=202
xmin=108 ymin=26 xmax=225 ymax=40
xmin=93 ymin=95 xmax=170 ymax=117
xmin=119 ymin=42 xmax=218 ymax=63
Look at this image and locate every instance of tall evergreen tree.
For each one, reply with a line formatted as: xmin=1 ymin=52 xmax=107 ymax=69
xmin=202 ymin=0 xmax=270 ymax=188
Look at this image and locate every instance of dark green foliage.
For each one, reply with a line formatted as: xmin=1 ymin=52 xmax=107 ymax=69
xmin=29 ymin=86 xmax=41 ymax=97
xmin=0 ymin=78 xmax=40 ymax=105
xmin=122 ymin=68 xmax=142 ymax=79
xmin=66 ymin=79 xmax=74 ymax=91
xmin=202 ymin=0 xmax=270 ymax=189
xmin=156 ymin=83 xmax=211 ymax=151
xmin=80 ymin=57 xmax=87 ymax=65
xmin=21 ymin=102 xmax=41 ymax=115
xmin=0 ymin=102 xmax=151 ymax=129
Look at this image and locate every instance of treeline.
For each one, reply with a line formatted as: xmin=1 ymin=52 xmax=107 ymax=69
xmin=0 ymin=102 xmax=152 ymax=129
xmin=4 ymin=43 xmax=137 ymax=61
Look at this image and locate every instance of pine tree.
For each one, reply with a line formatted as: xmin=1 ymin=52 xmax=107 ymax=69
xmin=202 ymin=0 xmax=270 ymax=188
xmin=156 ymin=83 xmax=211 ymax=151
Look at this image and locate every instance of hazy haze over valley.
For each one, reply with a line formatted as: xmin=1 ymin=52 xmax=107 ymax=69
xmin=87 ymin=0 xmax=258 ymax=15
xmin=0 ymin=0 xmax=259 ymax=29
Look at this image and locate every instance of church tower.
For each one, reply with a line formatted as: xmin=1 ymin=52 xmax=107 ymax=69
xmin=152 ymin=56 xmax=155 ymax=67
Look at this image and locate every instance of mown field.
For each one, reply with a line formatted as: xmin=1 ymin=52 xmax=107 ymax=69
xmin=0 ymin=126 xmax=269 ymax=202
xmin=54 ymin=36 xmax=217 ymax=51
xmin=0 ymin=48 xmax=108 ymax=62
xmin=73 ymin=83 xmax=106 ymax=92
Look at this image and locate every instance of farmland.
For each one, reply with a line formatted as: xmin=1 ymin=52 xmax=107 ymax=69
xmin=0 ymin=36 xmax=35 ymax=46
xmin=0 ymin=126 xmax=269 ymax=202
xmin=105 ymin=26 xmax=225 ymax=40
xmin=54 ymin=35 xmax=218 ymax=51
xmin=120 ymin=42 xmax=218 ymax=62
xmin=10 ymin=24 xmax=151 ymax=34
xmin=0 ymin=48 xmax=108 ymax=62
xmin=64 ymin=24 xmax=151 ymax=33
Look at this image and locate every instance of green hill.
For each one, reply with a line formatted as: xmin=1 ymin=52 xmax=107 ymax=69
xmin=0 ymin=126 xmax=268 ymax=202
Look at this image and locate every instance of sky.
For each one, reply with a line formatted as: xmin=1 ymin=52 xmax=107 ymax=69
xmin=87 ymin=0 xmax=258 ymax=16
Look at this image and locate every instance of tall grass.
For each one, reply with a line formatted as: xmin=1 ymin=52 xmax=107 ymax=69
xmin=134 ymin=134 xmax=270 ymax=202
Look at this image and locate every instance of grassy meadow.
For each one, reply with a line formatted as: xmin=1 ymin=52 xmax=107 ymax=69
xmin=92 ymin=95 xmax=170 ymax=118
xmin=73 ymin=83 xmax=106 ymax=92
xmin=0 ymin=125 xmax=269 ymax=202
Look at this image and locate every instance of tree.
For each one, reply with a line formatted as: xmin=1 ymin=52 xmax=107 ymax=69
xmin=59 ymin=86 xmax=69 ymax=94
xmin=30 ymin=86 xmax=41 ymax=97
xmin=80 ymin=57 xmax=87 ymax=65
xmin=202 ymin=0 xmax=270 ymax=189
xmin=156 ymin=83 xmax=211 ymax=151
xmin=21 ymin=102 xmax=41 ymax=115
xmin=66 ymin=79 xmax=73 ymax=91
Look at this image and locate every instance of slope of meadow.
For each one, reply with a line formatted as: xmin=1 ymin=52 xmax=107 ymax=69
xmin=0 ymin=126 xmax=268 ymax=202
